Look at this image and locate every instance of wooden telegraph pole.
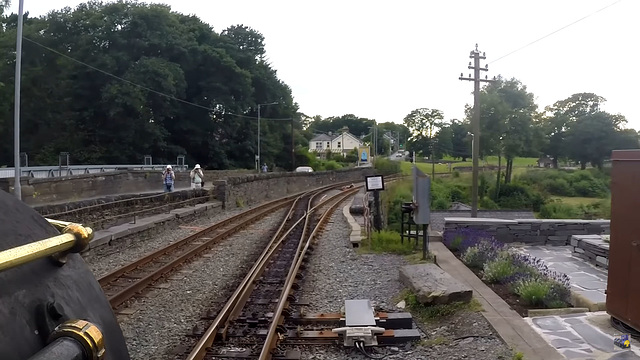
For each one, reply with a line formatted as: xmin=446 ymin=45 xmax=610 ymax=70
xmin=459 ymin=44 xmax=494 ymax=218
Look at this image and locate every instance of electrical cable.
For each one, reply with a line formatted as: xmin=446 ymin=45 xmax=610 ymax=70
xmin=489 ymin=0 xmax=623 ymax=65
xmin=354 ymin=340 xmax=387 ymax=359
xmin=21 ymin=36 xmax=293 ymax=121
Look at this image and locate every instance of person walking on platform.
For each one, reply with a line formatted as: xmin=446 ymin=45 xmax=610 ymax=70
xmin=190 ymin=164 xmax=204 ymax=189
xmin=162 ymin=165 xmax=175 ymax=192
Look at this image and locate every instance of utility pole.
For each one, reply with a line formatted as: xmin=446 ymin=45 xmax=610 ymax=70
xmin=291 ymin=118 xmax=295 ymax=171
xmin=13 ymin=0 xmax=25 ymax=200
xmin=459 ymin=44 xmax=494 ymax=217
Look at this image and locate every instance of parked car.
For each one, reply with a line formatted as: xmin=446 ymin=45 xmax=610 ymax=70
xmin=295 ymin=166 xmax=314 ymax=173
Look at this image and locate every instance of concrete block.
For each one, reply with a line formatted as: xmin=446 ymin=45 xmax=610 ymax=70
xmin=556 ymin=230 xmax=588 ymax=236
xmin=399 ymin=264 xmax=472 ymax=305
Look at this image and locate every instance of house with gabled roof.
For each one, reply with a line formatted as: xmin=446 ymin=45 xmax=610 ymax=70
xmin=309 ymin=131 xmax=363 ymax=156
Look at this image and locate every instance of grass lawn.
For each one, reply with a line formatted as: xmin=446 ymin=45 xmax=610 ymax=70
xmin=551 ymin=196 xmax=606 ymax=206
xmin=400 ymin=156 xmax=538 ymax=175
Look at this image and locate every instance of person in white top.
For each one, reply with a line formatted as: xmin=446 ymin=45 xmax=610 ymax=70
xmin=190 ymin=164 xmax=204 ymax=189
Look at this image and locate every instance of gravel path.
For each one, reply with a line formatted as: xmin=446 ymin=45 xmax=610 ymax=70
xmin=83 ymin=206 xmax=247 ymax=277
xmin=296 ymin=201 xmax=515 ymax=360
xmin=116 ymin=208 xmax=287 ymax=360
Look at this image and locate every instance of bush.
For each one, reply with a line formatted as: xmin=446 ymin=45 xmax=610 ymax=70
xmin=513 ymin=278 xmax=551 ymax=306
xmin=323 ymin=160 xmax=342 ymax=170
xmin=483 ymin=256 xmax=517 ymax=283
xmin=539 ymin=201 xmax=581 ymax=219
xmin=374 ymin=158 xmax=401 ymax=174
xmin=461 ymin=239 xmax=504 ymax=269
xmin=479 ymin=196 xmax=500 ymax=210
xmin=492 ymin=182 xmax=547 ymax=211
xmin=516 ymin=169 xmax=609 ymax=198
xmin=444 ymin=229 xmax=572 ymax=308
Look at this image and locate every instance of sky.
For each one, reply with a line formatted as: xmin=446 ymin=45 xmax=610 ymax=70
xmin=8 ymin=0 xmax=640 ymax=130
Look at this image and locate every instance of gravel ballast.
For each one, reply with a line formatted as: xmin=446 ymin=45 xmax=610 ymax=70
xmin=296 ymin=201 xmax=515 ymax=360
xmin=83 ymin=206 xmax=247 ymax=277
xmin=115 ymin=208 xmax=287 ymax=360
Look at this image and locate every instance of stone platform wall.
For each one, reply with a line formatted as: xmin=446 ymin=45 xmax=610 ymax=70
xmin=213 ymin=167 xmax=376 ymax=209
xmin=0 ymin=169 xmax=250 ymax=206
xmin=444 ymin=217 xmax=610 ymax=246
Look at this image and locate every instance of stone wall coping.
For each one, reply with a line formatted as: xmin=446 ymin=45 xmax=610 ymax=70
xmin=444 ymin=218 xmax=610 ymax=225
xmin=443 ymin=217 xmax=518 ymax=224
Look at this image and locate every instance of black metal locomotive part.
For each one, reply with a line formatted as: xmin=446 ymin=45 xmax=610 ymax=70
xmin=0 ymin=189 xmax=130 ymax=360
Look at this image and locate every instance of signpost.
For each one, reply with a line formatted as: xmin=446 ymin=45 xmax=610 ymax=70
xmin=365 ymin=175 xmax=384 ymax=232
xmin=399 ymin=166 xmax=432 ymax=259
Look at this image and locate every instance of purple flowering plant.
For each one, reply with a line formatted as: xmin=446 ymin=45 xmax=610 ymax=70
xmin=445 ymin=228 xmax=572 ymax=308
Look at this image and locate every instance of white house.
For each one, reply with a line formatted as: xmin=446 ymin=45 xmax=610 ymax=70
xmin=309 ymin=131 xmax=363 ymax=156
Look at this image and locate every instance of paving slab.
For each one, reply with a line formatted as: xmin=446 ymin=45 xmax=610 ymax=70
xmin=526 ymin=312 xmax=640 ymax=359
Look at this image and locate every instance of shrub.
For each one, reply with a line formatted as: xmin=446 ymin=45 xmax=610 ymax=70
xmin=323 ymin=160 xmax=342 ymax=170
xmin=539 ymin=201 xmax=581 ymax=219
xmin=513 ymin=278 xmax=551 ymax=306
xmin=483 ymin=256 xmax=517 ymax=283
xmin=479 ymin=196 xmax=500 ymax=210
xmin=492 ymin=182 xmax=547 ymax=211
xmin=374 ymin=158 xmax=401 ymax=174
xmin=461 ymin=239 xmax=504 ymax=269
xmin=443 ymin=228 xmax=493 ymax=253
xmin=452 ymin=170 xmax=460 ymax=178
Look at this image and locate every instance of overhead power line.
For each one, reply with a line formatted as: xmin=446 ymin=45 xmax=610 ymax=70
xmin=21 ymin=36 xmax=292 ymax=121
xmin=489 ymin=0 xmax=623 ymax=65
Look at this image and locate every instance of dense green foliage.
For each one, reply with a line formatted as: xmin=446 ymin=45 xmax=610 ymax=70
xmin=402 ymin=79 xmax=639 ymax=177
xmin=515 ymin=169 xmax=609 ymax=198
xmin=0 ymin=1 xmax=302 ymax=169
xmin=382 ymin=165 xmax=612 ymax=223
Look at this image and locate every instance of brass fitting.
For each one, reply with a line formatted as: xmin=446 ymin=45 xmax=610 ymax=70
xmin=62 ymin=223 xmax=94 ymax=253
xmin=49 ymin=319 xmax=106 ymax=360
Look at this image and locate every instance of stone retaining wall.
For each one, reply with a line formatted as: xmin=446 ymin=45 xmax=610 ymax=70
xmin=213 ymin=167 xmax=376 ymax=209
xmin=0 ymin=169 xmax=249 ymax=206
xmin=571 ymin=235 xmax=610 ymax=269
xmin=444 ymin=217 xmax=610 ymax=246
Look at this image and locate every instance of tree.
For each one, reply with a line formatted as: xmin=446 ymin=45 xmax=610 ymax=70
xmin=546 ymin=93 xmax=636 ymax=169
xmin=0 ymin=1 xmax=300 ymax=169
xmin=403 ymin=108 xmax=444 ymax=158
xmin=468 ymin=76 xmax=538 ymax=183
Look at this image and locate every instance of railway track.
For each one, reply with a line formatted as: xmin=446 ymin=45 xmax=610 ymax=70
xmin=183 ymin=186 xmax=361 ymax=360
xmin=97 ymin=182 xmax=357 ymax=309
xmin=43 ymin=189 xmax=212 ymax=230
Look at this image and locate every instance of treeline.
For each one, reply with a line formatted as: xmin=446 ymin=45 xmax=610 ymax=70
xmin=0 ymin=1 xmax=302 ymax=169
xmin=401 ymin=77 xmax=639 ymax=175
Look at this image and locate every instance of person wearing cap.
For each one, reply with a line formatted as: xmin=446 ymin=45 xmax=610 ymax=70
xmin=190 ymin=164 xmax=204 ymax=189
xmin=162 ymin=165 xmax=175 ymax=192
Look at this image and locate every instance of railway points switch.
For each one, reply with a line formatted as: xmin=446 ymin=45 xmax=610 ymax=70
xmin=332 ymin=326 xmax=386 ymax=347
xmin=332 ymin=299 xmax=385 ymax=347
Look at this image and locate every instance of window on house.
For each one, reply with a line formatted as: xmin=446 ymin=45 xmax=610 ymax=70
xmin=337 ymin=141 xmax=341 ymax=148
xmin=315 ymin=142 xmax=322 ymax=150
xmin=326 ymin=142 xmax=330 ymax=148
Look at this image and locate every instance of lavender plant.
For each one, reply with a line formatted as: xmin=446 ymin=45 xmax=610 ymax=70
xmin=443 ymin=228 xmax=493 ymax=252
xmin=461 ymin=239 xmax=506 ymax=269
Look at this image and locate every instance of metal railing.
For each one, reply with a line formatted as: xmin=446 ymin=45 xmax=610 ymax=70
xmin=0 ymin=164 xmax=189 ymax=179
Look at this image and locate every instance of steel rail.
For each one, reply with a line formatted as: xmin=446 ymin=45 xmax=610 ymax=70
xmin=185 ymin=186 xmax=360 ymax=360
xmin=102 ymin=199 xmax=294 ymax=309
xmin=97 ymin=197 xmax=291 ymax=287
xmin=97 ymin=181 xmax=354 ymax=289
xmin=259 ymin=187 xmax=361 ymax=360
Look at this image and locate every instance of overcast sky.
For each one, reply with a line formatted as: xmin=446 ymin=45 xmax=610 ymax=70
xmin=8 ymin=0 xmax=639 ymax=130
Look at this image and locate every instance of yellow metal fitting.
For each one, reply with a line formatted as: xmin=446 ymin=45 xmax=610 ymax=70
xmin=49 ymin=319 xmax=106 ymax=360
xmin=0 ymin=220 xmax=94 ymax=272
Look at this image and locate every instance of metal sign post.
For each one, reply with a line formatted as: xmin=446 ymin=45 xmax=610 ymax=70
xmin=412 ymin=166 xmax=431 ymax=259
xmin=365 ymin=175 xmax=385 ymax=232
